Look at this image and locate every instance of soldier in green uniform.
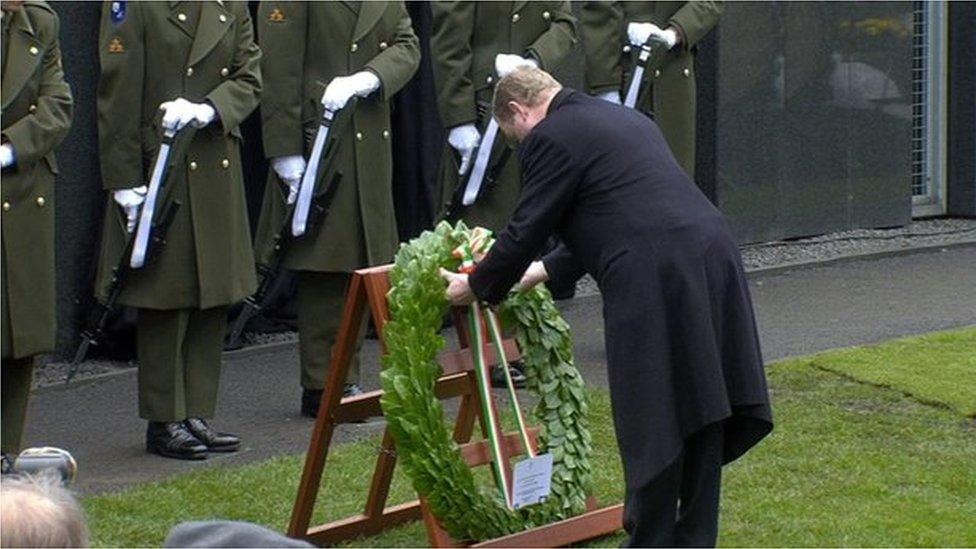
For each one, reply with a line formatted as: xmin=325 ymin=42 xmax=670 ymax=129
xmin=253 ymin=1 xmax=419 ymax=417
xmin=94 ymin=0 xmax=261 ymax=460
xmin=431 ymin=1 xmax=577 ymax=233
xmin=1 ymin=0 xmax=72 ymax=459
xmin=581 ymin=1 xmax=722 ymax=176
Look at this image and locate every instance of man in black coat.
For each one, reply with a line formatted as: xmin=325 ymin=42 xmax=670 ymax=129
xmin=441 ymin=67 xmax=773 ymax=547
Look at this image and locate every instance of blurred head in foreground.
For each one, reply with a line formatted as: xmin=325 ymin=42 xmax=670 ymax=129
xmin=1 ymin=474 xmax=89 ymax=548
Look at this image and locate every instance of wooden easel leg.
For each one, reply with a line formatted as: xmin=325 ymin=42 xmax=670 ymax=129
xmin=288 ymin=274 xmax=369 ymax=538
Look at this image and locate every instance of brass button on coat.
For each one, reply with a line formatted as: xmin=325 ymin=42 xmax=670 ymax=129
xmin=29 ymin=104 xmax=37 ymax=113
xmin=355 ymin=132 xmax=364 ymax=141
xmin=379 ymin=41 xmax=388 ymax=50
xmin=683 ymin=68 xmax=691 ymax=77
xmin=177 ymin=12 xmax=187 ymax=22
xmin=36 ymin=196 xmax=46 ymax=207
xmin=382 ymin=130 xmax=390 ymax=139
xmin=220 ymin=67 xmax=229 ymax=77
xmin=2 ymin=202 xmax=10 ymax=211
xmin=350 ymin=42 xmax=358 ymax=53
xmin=486 ymin=75 xmax=493 ymax=84
xmin=189 ymin=161 xmax=198 ymax=171
xmin=542 ymin=11 xmax=551 ymax=20
xmin=512 ymin=13 xmax=520 ymax=23
xmin=623 ymin=45 xmax=632 ymax=53
xmin=654 ymin=69 xmax=662 ymax=78
xmin=29 ymin=46 xmax=39 ymax=56
xmin=186 ymin=67 xmax=194 ymax=77
xmin=221 ymin=159 xmax=230 ymax=169
xmin=219 ymin=14 xmax=227 ymax=23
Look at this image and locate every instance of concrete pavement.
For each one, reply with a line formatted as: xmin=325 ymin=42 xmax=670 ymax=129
xmin=22 ymin=245 xmax=976 ymax=493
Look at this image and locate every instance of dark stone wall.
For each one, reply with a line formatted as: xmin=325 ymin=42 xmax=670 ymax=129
xmin=947 ymin=2 xmax=976 ymax=217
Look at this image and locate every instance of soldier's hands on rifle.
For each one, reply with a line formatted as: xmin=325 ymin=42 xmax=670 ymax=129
xmin=272 ymin=155 xmax=306 ymax=205
xmin=159 ymin=97 xmax=217 ymax=131
xmin=494 ymin=53 xmax=538 ymax=79
xmin=448 ymin=124 xmax=481 ymax=176
xmin=0 ymin=142 xmax=15 ymax=169
xmin=113 ymin=185 xmax=148 ymax=233
xmin=598 ymin=91 xmax=622 ymax=105
xmin=322 ymin=71 xmax=381 ymax=111
xmin=627 ymin=22 xmax=679 ymax=50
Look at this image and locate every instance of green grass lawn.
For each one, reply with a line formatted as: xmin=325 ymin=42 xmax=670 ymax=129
xmin=84 ymin=327 xmax=976 ymax=547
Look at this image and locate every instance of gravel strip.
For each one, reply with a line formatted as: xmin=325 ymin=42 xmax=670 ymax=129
xmin=38 ymin=218 xmax=975 ymax=387
xmin=574 ymin=218 xmax=976 ymax=298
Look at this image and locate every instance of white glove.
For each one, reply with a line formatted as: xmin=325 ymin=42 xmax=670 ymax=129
xmin=272 ymin=155 xmax=306 ymax=205
xmin=113 ymin=185 xmax=148 ymax=233
xmin=518 ymin=261 xmax=549 ymax=291
xmin=447 ymin=124 xmax=481 ymax=176
xmin=494 ymin=54 xmax=538 ymax=79
xmin=322 ymin=71 xmax=381 ymax=111
xmin=159 ymin=97 xmax=217 ymax=131
xmin=598 ymin=91 xmax=622 ymax=105
xmin=627 ymin=22 xmax=679 ymax=50
xmin=0 ymin=144 xmax=14 ymax=169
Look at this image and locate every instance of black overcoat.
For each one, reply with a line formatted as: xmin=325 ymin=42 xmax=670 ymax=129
xmin=470 ymin=89 xmax=772 ymax=490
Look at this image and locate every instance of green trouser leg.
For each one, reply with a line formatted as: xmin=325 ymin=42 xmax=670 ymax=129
xmin=1 ymin=357 xmax=34 ymax=454
xmin=297 ymin=271 xmax=364 ymax=390
xmin=136 ymin=306 xmax=227 ymax=422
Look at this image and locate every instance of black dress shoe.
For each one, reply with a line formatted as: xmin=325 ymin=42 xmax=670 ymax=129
xmin=491 ymin=362 xmax=527 ymax=389
xmin=301 ymin=384 xmax=366 ymax=418
xmin=146 ymin=421 xmax=208 ymax=460
xmin=184 ymin=418 xmax=240 ymax=453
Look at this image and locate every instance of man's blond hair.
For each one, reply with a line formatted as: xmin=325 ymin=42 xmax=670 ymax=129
xmin=0 ymin=475 xmax=90 ymax=548
xmin=492 ymin=67 xmax=562 ymax=123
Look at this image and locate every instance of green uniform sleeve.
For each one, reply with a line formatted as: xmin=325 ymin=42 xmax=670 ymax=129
xmin=205 ymin=4 xmax=263 ymax=137
xmin=257 ymin=1 xmax=307 ymax=158
xmin=668 ymin=1 xmax=723 ymax=50
xmin=97 ymin=1 xmax=145 ymax=190
xmin=365 ymin=1 xmax=421 ymax=102
xmin=580 ymin=1 xmax=624 ymax=95
xmin=526 ymin=1 xmax=578 ymax=71
xmin=2 ymin=7 xmax=72 ymax=167
xmin=430 ymin=1 xmax=477 ymax=129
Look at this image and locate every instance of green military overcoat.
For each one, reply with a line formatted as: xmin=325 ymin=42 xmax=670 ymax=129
xmin=253 ymin=1 xmax=420 ymax=272
xmin=1 ymin=1 xmax=73 ymax=359
xmin=94 ymin=1 xmax=262 ymax=310
xmin=431 ymin=1 xmax=577 ymax=232
xmin=580 ymin=1 xmax=722 ymax=175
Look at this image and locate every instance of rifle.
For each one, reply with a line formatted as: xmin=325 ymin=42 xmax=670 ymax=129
xmin=622 ymin=38 xmax=669 ymax=109
xmin=68 ymin=126 xmax=197 ymax=382
xmin=224 ymin=98 xmax=357 ymax=349
xmin=443 ymin=102 xmax=515 ymax=221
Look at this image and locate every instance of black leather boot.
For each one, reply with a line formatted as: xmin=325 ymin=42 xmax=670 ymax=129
xmin=184 ymin=418 xmax=241 ymax=453
xmin=301 ymin=384 xmax=365 ymax=418
xmin=146 ymin=421 xmax=207 ymax=460
xmin=491 ymin=362 xmax=527 ymax=389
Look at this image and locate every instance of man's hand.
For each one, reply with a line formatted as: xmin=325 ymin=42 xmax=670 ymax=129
xmin=597 ymin=90 xmax=622 ymax=105
xmin=322 ymin=71 xmax=381 ymax=111
xmin=113 ymin=185 xmax=148 ymax=233
xmin=159 ymin=98 xmax=216 ymax=131
xmin=494 ymin=53 xmax=538 ymax=78
xmin=439 ymin=268 xmax=476 ymax=306
xmin=271 ymin=155 xmax=306 ymax=205
xmin=448 ymin=124 xmax=481 ymax=176
xmin=518 ymin=261 xmax=549 ymax=291
xmin=627 ymin=22 xmax=679 ymax=50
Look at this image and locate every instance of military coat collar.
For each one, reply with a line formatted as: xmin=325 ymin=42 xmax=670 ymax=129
xmin=351 ymin=1 xmax=386 ymax=43
xmin=166 ymin=1 xmax=235 ymax=68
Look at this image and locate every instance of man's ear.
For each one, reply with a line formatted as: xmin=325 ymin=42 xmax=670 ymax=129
xmin=507 ymin=100 xmax=524 ymax=120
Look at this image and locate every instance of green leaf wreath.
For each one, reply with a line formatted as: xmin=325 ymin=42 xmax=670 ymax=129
xmin=380 ymin=221 xmax=593 ymax=542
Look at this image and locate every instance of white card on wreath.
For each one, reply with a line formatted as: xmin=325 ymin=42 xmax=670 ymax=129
xmin=512 ymin=453 xmax=554 ymax=509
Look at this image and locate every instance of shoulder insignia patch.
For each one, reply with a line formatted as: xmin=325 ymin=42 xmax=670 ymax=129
xmin=108 ymin=37 xmax=125 ymax=54
xmin=268 ymin=8 xmax=285 ymax=23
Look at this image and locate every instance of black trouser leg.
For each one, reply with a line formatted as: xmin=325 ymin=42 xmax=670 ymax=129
xmin=623 ymin=421 xmax=725 ymax=548
xmin=675 ymin=422 xmax=724 ymax=547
